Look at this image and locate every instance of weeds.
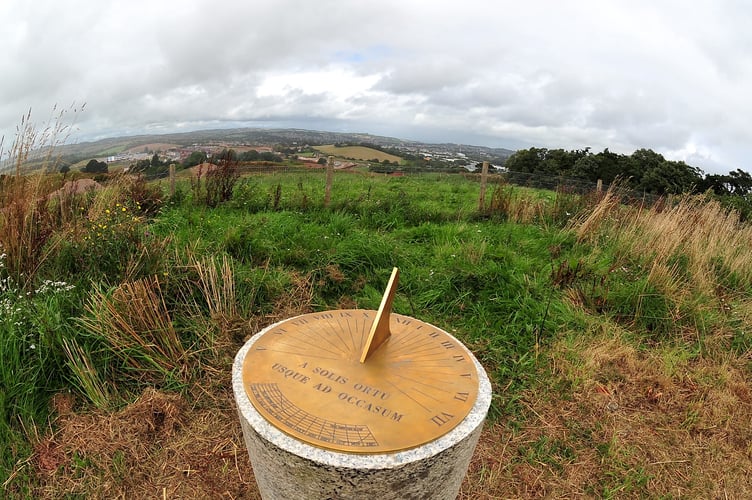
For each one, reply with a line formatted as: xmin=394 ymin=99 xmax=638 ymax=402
xmin=190 ymin=153 xmax=240 ymax=207
xmin=0 ymin=262 xmax=79 ymax=485
xmin=79 ymin=277 xmax=187 ymax=386
xmin=0 ymin=174 xmax=57 ymax=286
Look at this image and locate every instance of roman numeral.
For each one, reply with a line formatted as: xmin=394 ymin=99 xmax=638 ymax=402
xmin=454 ymin=392 xmax=469 ymax=402
xmin=452 ymin=354 xmax=465 ymax=362
xmin=430 ymin=412 xmax=455 ymax=427
xmin=440 ymin=340 xmax=455 ymax=349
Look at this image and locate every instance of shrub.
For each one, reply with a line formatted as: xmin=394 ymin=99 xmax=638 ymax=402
xmin=190 ymin=153 xmax=240 ymax=207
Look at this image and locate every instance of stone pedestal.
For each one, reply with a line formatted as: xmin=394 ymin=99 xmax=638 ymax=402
xmin=233 ymin=323 xmax=492 ymax=500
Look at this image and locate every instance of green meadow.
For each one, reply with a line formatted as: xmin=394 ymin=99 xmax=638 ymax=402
xmin=1 ymin=166 xmax=751 ymax=497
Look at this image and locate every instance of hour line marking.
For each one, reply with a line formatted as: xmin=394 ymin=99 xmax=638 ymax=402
xmin=386 ymin=368 xmax=461 ymax=378
xmin=392 ymin=373 xmax=449 ymax=394
xmin=325 ymin=320 xmax=351 ymax=353
xmin=398 ymin=334 xmax=434 ymax=347
xmin=284 ymin=334 xmax=343 ymax=356
xmin=309 ymin=321 xmax=347 ymax=353
xmin=381 ymin=378 xmax=432 ymax=412
xmin=410 ymin=386 xmax=444 ymax=404
xmin=358 ymin=317 xmax=369 ymax=351
xmin=345 ymin=318 xmax=358 ymax=353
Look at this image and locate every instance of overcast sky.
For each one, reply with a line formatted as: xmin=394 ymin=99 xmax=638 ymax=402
xmin=2 ymin=0 xmax=750 ymax=174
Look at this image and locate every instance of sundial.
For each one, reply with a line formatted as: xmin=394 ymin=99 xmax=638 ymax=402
xmin=241 ymin=268 xmax=479 ymax=454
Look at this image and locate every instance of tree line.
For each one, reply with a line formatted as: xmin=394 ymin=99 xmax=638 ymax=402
xmin=503 ymin=147 xmax=752 ymax=197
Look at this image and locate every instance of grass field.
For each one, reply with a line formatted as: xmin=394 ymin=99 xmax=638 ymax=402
xmin=314 ymin=144 xmax=403 ymax=164
xmin=1 ymin=162 xmax=751 ymax=497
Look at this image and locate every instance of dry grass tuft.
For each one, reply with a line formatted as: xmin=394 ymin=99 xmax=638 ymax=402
xmin=61 ymin=338 xmax=112 ymax=410
xmin=190 ymin=254 xmax=237 ymax=326
xmin=0 ymin=174 xmax=58 ymax=285
xmin=24 ymin=276 xmax=332 ymax=498
xmin=570 ymin=188 xmax=752 ymax=343
xmin=574 ymin=190 xmax=752 ymax=293
xmin=486 ymin=183 xmax=549 ymax=224
xmin=570 ymin=183 xmax=628 ymax=241
xmin=80 ymin=277 xmax=188 ymax=382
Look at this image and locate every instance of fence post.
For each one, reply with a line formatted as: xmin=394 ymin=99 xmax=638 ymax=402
xmin=324 ymin=156 xmax=334 ymax=207
xmin=169 ymin=164 xmax=176 ymax=197
xmin=596 ymin=178 xmax=603 ymax=193
xmin=478 ymin=161 xmax=489 ymax=212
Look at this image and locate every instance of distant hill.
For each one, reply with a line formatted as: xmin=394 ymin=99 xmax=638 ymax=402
xmin=0 ymin=127 xmax=516 ymax=174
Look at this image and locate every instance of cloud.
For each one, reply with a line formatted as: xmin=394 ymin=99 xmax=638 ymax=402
xmin=1 ymin=0 xmax=750 ymax=173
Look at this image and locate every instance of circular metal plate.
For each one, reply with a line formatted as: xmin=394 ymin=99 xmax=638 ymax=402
xmin=241 ymin=310 xmax=479 ymax=454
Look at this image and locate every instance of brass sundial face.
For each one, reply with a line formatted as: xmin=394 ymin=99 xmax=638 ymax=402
xmin=241 ymin=268 xmax=479 ymax=454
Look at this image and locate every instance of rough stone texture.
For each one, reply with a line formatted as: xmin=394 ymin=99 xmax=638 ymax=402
xmin=233 ymin=321 xmax=492 ymax=500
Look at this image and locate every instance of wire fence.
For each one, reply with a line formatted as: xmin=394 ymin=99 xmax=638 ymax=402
xmin=496 ymin=170 xmax=663 ymax=205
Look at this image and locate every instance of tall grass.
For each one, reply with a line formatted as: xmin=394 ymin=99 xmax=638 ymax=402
xmin=485 ymin=180 xmax=599 ymax=227
xmin=0 ymin=273 xmax=79 ymax=485
xmin=61 ymin=338 xmax=111 ymax=410
xmin=571 ymin=185 xmax=752 ymax=341
xmin=79 ymin=277 xmax=188 ymax=386
xmin=0 ymin=106 xmax=83 ymax=288
xmin=190 ymin=254 xmax=237 ymax=323
xmin=575 ymin=188 xmax=752 ymax=291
